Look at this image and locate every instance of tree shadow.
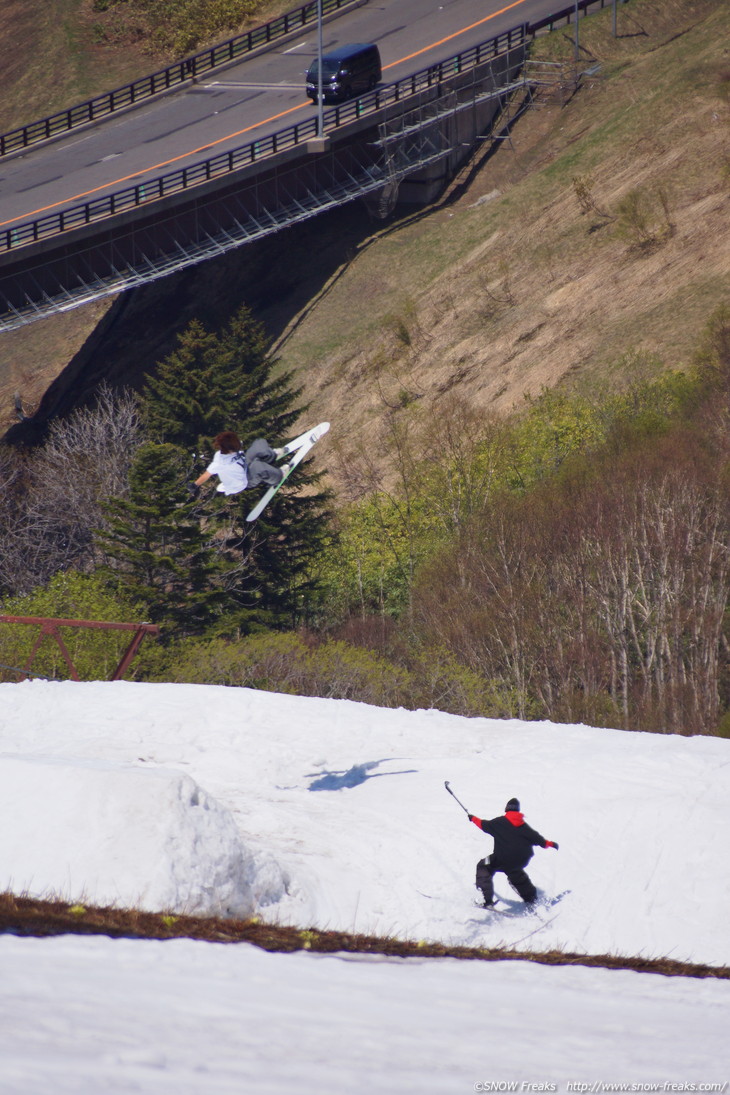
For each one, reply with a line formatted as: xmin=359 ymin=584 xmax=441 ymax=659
xmin=3 ymin=201 xmax=387 ymax=445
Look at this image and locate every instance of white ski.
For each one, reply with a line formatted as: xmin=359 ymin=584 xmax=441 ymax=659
xmin=277 ymin=422 xmax=329 ymax=458
xmin=245 ymin=421 xmax=330 ymax=523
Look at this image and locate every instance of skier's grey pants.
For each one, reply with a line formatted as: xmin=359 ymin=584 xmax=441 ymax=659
xmin=245 ymin=439 xmax=283 ymax=488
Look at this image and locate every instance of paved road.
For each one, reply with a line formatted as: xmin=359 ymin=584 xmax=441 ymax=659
xmin=0 ymin=0 xmax=560 ymax=231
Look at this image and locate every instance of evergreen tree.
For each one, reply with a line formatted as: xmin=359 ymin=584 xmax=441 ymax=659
xmin=98 ymin=442 xmax=228 ymax=638
xmin=143 ymin=307 xmax=299 ymax=451
xmin=142 ymin=320 xmax=219 ymax=450
xmin=141 ymin=306 xmax=332 ymax=632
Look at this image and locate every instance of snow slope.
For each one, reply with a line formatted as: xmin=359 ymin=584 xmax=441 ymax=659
xmin=2 ymin=935 xmax=728 ymax=1095
xmin=1 ymin=680 xmax=728 ymax=1093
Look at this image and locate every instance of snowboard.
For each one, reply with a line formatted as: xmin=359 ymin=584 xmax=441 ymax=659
xmin=475 ymin=889 xmax=570 ymax=918
xmin=418 ymin=889 xmax=569 ymax=918
xmin=245 ymin=421 xmax=330 ymax=522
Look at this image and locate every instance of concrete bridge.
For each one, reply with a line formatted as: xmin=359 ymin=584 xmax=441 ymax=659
xmin=0 ymin=0 xmax=616 ymax=331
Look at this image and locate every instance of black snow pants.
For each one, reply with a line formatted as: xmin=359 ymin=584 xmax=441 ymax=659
xmin=476 ymin=857 xmax=537 ymax=905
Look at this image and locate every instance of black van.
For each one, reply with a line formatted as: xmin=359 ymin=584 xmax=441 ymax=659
xmin=306 ymin=43 xmax=381 ymax=103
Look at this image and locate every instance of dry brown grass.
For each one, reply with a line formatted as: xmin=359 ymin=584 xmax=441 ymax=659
xmin=270 ymin=0 xmax=729 ymax=487
xmin=2 ymin=891 xmax=728 ymax=979
xmin=0 ymin=1 xmax=146 ymax=132
xmin=0 ymin=0 xmax=727 ymax=465
xmin=0 ymin=302 xmax=115 ymax=432
xmin=0 ymin=0 xmax=293 ymax=133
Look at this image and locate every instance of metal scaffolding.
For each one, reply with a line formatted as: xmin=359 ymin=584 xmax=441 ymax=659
xmin=0 ymin=51 xmax=532 ymax=332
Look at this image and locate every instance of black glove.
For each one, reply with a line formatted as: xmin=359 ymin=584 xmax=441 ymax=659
xmin=186 ymin=482 xmax=201 ymax=500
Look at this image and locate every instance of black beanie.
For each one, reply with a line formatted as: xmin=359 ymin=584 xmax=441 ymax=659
xmin=505 ymin=798 xmax=520 ymax=813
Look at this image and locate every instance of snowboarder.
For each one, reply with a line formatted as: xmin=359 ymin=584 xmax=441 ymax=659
xmin=468 ymin=797 xmax=559 ymax=907
xmin=190 ymin=431 xmax=288 ymax=498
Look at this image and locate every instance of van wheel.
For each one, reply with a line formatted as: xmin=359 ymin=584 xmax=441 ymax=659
xmin=368 ymin=76 xmax=377 ymax=90
xmin=344 ymin=86 xmax=353 ymax=100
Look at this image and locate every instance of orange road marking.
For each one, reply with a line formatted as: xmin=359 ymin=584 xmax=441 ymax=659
xmin=1 ymin=0 xmax=531 ymax=229
xmin=382 ymin=0 xmax=531 ymax=69
xmin=0 ymin=102 xmax=307 ymax=228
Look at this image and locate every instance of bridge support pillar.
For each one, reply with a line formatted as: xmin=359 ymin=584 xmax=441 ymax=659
xmin=307 ymin=136 xmax=331 ymax=154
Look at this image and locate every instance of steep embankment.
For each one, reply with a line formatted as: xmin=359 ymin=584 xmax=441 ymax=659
xmin=273 ymin=0 xmax=729 ymax=487
xmin=0 ymin=0 xmax=727 ymax=486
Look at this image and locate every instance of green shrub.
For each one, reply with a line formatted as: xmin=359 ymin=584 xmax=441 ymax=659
xmin=405 ymin=646 xmax=528 ymax=719
xmin=0 ymin=572 xmax=149 ymax=682
xmin=714 ymin=710 xmax=730 ymax=739
xmin=165 ymin=631 xmax=414 ymax=707
xmin=614 ymin=186 xmax=674 ymax=252
xmin=136 ymin=0 xmax=262 ymax=55
xmin=163 ymin=631 xmax=529 ymax=718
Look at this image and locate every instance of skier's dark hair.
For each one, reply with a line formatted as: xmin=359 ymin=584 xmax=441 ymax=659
xmin=214 ymin=431 xmax=241 ymax=454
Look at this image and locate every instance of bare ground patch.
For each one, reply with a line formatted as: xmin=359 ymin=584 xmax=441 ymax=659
xmin=0 ymin=0 xmax=727 ymax=482
xmin=272 ymin=0 xmax=729 ymax=486
xmin=1 ymin=892 xmax=728 ymax=978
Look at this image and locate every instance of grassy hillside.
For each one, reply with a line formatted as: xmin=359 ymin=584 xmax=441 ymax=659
xmin=1 ymin=0 xmax=149 ymax=133
xmin=271 ymin=0 xmax=729 ymax=487
xmin=2 ymin=892 xmax=728 ymax=977
xmin=0 ymin=0 xmax=286 ymax=132
xmin=0 ymin=0 xmax=727 ymax=475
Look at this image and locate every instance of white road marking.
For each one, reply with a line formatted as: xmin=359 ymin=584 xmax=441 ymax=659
xmin=200 ymin=82 xmax=304 ymax=91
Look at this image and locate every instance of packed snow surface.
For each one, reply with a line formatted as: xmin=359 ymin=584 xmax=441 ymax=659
xmin=1 ymin=680 xmax=728 ymax=1093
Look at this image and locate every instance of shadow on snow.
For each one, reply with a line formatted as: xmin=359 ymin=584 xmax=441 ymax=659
xmin=306 ymin=759 xmax=417 ymax=791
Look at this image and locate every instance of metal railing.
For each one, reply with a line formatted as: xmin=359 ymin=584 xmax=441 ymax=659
xmin=0 ymin=615 xmax=159 ymax=681
xmin=0 ymin=25 xmax=526 ymax=255
xmin=0 ymin=0 xmax=627 ymax=255
xmin=0 ymin=0 xmax=359 ymax=158
xmin=531 ymin=0 xmax=625 ymax=34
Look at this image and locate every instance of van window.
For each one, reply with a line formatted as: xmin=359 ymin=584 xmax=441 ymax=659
xmin=307 ymin=58 xmax=342 ymax=81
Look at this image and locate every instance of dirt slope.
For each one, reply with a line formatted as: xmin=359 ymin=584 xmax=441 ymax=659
xmin=271 ymin=0 xmax=730 ymax=485
xmin=0 ymin=0 xmax=727 ymax=491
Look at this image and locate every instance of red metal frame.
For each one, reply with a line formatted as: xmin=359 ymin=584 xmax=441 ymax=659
xmin=0 ymin=615 xmax=160 ymax=681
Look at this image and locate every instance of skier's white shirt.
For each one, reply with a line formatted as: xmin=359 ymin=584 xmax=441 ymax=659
xmin=207 ymin=450 xmax=248 ymax=494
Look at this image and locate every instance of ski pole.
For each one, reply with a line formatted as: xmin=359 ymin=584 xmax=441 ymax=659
xmin=444 ymin=780 xmax=470 ymax=815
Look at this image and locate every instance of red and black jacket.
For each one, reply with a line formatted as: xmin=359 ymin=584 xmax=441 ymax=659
xmin=469 ymin=810 xmax=556 ymax=869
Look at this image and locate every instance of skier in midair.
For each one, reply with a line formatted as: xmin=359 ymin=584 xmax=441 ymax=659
xmin=190 ymin=430 xmax=288 ymax=497
xmin=468 ymin=797 xmax=559 ymax=907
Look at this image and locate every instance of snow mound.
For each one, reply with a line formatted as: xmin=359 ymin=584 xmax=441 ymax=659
xmin=2 ymin=679 xmax=730 ymax=963
xmin=0 ymin=754 xmax=256 ymax=916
